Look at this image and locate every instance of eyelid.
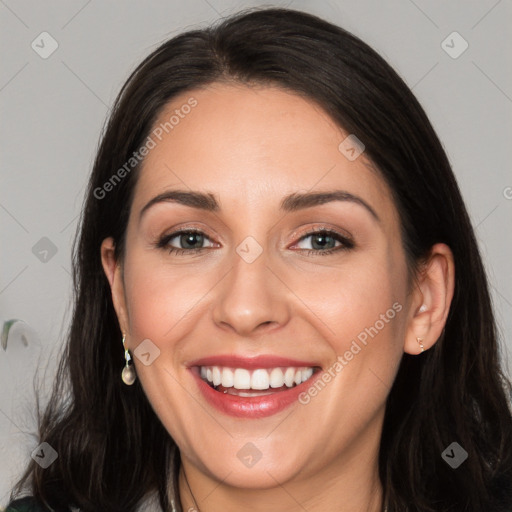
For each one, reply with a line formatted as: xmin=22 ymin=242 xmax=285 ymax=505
xmin=157 ymin=222 xmax=217 ymax=240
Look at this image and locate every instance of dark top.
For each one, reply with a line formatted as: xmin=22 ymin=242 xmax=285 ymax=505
xmin=5 ymin=497 xmax=71 ymax=512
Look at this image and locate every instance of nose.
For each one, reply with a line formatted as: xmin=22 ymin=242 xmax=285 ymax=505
xmin=212 ymin=244 xmax=291 ymax=338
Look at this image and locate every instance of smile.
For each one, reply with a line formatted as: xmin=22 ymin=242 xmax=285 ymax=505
xmin=187 ymin=354 xmax=324 ymax=418
xmin=199 ymin=366 xmax=318 ymax=396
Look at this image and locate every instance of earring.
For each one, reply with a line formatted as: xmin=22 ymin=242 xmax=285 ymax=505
xmin=121 ymin=333 xmax=137 ymax=385
xmin=416 ymin=337 xmax=425 ymax=353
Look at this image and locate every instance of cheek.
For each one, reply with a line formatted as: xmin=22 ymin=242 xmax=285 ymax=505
xmin=300 ymin=254 xmax=405 ymax=347
xmin=295 ymin=247 xmax=408 ymax=402
xmin=122 ymin=250 xmax=212 ymax=341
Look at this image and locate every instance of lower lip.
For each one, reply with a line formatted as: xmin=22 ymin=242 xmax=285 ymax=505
xmin=190 ymin=367 xmax=322 ymax=418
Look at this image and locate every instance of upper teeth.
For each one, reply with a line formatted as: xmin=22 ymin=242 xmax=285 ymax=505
xmin=200 ymin=366 xmax=315 ymax=390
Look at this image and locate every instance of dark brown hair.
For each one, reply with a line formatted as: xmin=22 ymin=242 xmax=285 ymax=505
xmin=10 ymin=7 xmax=512 ymax=512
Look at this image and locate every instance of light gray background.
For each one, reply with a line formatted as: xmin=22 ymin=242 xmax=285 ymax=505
xmin=1 ymin=0 xmax=511 ymax=506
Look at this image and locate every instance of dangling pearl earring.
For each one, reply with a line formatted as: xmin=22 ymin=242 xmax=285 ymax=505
xmin=416 ymin=337 xmax=425 ymax=353
xmin=121 ymin=333 xmax=137 ymax=385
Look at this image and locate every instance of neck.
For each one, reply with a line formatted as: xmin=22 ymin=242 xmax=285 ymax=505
xmin=177 ymin=422 xmax=385 ymax=512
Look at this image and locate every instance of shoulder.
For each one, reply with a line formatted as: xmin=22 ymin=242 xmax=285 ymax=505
xmin=5 ymin=494 xmax=160 ymax=512
xmin=4 ymin=497 xmax=75 ymax=512
xmin=4 ymin=497 xmax=46 ymax=512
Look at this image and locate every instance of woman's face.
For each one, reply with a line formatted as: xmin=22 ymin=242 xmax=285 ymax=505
xmin=103 ymin=83 xmax=415 ymax=492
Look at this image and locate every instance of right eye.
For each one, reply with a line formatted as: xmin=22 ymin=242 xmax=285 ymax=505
xmin=157 ymin=229 xmax=216 ymax=256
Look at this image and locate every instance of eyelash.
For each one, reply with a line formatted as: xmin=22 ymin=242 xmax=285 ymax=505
xmin=156 ymin=227 xmax=355 ymax=257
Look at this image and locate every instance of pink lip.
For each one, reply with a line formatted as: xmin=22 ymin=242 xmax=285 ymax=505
xmin=189 ymin=365 xmax=323 ymax=419
xmin=187 ymin=354 xmax=322 ymax=370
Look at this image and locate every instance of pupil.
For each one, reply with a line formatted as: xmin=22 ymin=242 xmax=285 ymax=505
xmin=182 ymin=232 xmax=202 ymax=249
xmin=312 ymin=234 xmax=334 ymax=250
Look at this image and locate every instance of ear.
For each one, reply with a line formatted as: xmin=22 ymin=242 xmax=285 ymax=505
xmin=404 ymin=243 xmax=455 ymax=355
xmin=100 ymin=237 xmax=130 ymax=336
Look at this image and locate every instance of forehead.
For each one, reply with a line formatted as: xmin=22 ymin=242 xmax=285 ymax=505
xmin=131 ymin=83 xmax=397 ymax=225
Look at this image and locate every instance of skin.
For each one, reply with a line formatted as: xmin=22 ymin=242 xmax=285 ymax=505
xmin=101 ymin=83 xmax=455 ymax=511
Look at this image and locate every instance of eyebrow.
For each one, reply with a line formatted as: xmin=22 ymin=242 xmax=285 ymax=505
xmin=139 ymin=189 xmax=380 ymax=222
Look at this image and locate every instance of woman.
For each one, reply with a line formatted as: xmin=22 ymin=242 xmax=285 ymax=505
xmin=6 ymin=6 xmax=512 ymax=512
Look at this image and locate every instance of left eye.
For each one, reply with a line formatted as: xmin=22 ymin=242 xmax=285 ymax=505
xmin=292 ymin=229 xmax=355 ymax=256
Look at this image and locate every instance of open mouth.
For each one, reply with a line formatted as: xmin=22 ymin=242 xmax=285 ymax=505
xmin=197 ymin=365 xmax=322 ymax=397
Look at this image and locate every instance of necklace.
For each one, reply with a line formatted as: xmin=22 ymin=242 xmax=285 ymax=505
xmin=181 ymin=467 xmax=388 ymax=512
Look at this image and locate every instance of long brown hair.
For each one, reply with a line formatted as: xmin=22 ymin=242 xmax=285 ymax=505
xmin=10 ymin=7 xmax=512 ymax=511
